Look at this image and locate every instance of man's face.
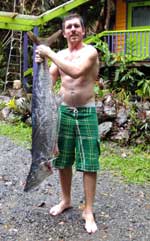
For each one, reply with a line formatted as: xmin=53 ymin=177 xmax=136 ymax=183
xmin=63 ymin=18 xmax=85 ymax=43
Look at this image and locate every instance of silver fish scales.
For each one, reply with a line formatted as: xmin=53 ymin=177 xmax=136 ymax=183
xmin=24 ymin=30 xmax=62 ymax=192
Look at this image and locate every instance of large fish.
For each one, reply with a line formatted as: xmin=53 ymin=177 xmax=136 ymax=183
xmin=24 ymin=30 xmax=62 ymax=192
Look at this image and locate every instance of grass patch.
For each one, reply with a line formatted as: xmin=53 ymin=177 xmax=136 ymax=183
xmin=101 ymin=141 xmax=150 ymax=184
xmin=0 ymin=121 xmax=31 ymax=148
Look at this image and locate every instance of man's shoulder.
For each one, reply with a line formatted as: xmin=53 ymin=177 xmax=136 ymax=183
xmin=84 ymin=43 xmax=97 ymax=51
xmin=83 ymin=44 xmax=98 ymax=57
xmin=57 ymin=48 xmax=68 ymax=56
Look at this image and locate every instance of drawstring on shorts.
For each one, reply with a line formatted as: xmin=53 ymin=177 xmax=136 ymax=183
xmin=67 ymin=107 xmax=86 ymax=169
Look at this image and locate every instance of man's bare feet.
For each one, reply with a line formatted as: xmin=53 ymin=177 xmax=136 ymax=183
xmin=49 ymin=201 xmax=71 ymax=216
xmin=82 ymin=211 xmax=97 ymax=234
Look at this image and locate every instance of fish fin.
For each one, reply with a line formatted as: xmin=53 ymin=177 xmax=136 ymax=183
xmin=27 ymin=30 xmax=62 ymax=46
xmin=27 ymin=31 xmax=41 ymax=45
xmin=47 ymin=30 xmax=62 ymax=46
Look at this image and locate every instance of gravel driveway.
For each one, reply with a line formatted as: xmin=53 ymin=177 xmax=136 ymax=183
xmin=0 ymin=136 xmax=150 ymax=241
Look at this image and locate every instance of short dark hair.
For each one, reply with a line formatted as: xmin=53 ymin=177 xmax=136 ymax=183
xmin=62 ymin=13 xmax=85 ymax=30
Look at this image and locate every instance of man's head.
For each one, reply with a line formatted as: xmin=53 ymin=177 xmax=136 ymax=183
xmin=62 ymin=13 xmax=85 ymax=43
xmin=62 ymin=13 xmax=85 ymax=30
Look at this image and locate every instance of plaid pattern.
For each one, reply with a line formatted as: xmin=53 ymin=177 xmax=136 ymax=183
xmin=53 ymin=105 xmax=100 ymax=172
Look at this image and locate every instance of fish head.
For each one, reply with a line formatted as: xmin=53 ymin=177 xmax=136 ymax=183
xmin=24 ymin=161 xmax=53 ymax=192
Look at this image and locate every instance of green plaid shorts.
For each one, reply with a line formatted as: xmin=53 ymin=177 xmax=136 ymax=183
xmin=53 ymin=105 xmax=100 ymax=172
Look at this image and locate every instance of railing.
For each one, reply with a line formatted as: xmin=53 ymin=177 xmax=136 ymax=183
xmin=94 ymin=29 xmax=150 ymax=61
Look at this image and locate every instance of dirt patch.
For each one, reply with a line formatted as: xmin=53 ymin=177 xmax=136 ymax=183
xmin=0 ymin=136 xmax=150 ymax=241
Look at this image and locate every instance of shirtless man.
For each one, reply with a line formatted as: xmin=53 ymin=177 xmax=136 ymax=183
xmin=35 ymin=13 xmax=100 ymax=234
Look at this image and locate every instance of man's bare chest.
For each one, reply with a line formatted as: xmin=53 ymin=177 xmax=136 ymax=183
xmin=64 ymin=53 xmax=81 ymax=62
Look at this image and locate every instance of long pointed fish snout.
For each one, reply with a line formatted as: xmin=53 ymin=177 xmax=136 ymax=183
xmin=24 ymin=161 xmax=53 ymax=192
xmin=27 ymin=29 xmax=62 ymax=46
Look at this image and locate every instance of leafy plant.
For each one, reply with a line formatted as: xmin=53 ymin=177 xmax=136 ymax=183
xmin=94 ymin=83 xmax=111 ymax=99
xmin=92 ymin=35 xmax=116 ymax=66
xmin=91 ymin=35 xmax=146 ymax=96
xmin=6 ymin=97 xmax=17 ymax=111
xmin=136 ymin=78 xmax=150 ymax=99
xmin=113 ymin=54 xmax=144 ymax=93
xmin=114 ymin=88 xmax=130 ymax=106
xmin=125 ymin=38 xmax=137 ymax=60
xmin=0 ymin=101 xmax=6 ymax=110
xmin=128 ymin=103 xmax=150 ymax=144
xmin=109 ymin=39 xmax=145 ymax=93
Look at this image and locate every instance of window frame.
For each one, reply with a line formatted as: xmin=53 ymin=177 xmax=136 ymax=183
xmin=128 ymin=1 xmax=150 ymax=29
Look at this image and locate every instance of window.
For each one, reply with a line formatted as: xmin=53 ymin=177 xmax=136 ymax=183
xmin=132 ymin=6 xmax=150 ymax=27
xmin=128 ymin=1 xmax=150 ymax=29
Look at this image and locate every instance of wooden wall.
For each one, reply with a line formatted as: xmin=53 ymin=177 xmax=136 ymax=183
xmin=115 ymin=0 xmax=127 ymax=30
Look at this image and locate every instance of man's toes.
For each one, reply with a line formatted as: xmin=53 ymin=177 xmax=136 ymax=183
xmin=85 ymin=222 xmax=97 ymax=233
xmin=85 ymin=224 xmax=92 ymax=233
xmin=49 ymin=205 xmax=62 ymax=216
xmin=49 ymin=203 xmax=71 ymax=216
xmin=91 ymin=222 xmax=98 ymax=233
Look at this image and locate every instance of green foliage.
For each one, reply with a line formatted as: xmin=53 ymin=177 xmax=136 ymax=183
xmin=6 ymin=97 xmax=17 ymax=111
xmin=128 ymin=104 xmax=150 ymax=143
xmin=53 ymin=79 xmax=61 ymax=94
xmin=136 ymin=78 xmax=150 ymax=99
xmin=114 ymin=88 xmax=130 ymax=103
xmin=113 ymin=88 xmax=131 ymax=108
xmin=0 ymin=122 xmax=31 ymax=148
xmin=101 ymin=141 xmax=150 ymax=184
xmin=112 ymin=41 xmax=145 ymax=92
xmin=113 ymin=59 xmax=144 ymax=93
xmin=92 ymin=35 xmax=148 ymax=97
xmin=92 ymin=35 xmax=149 ymax=145
xmin=0 ymin=101 xmax=6 ymax=110
xmin=128 ymin=105 xmax=141 ymax=137
xmin=4 ymin=97 xmax=31 ymax=124
xmin=94 ymin=84 xmax=103 ymax=98
xmin=125 ymin=38 xmax=137 ymax=61
xmin=92 ymin=35 xmax=116 ymax=66
xmin=94 ymin=83 xmax=110 ymax=98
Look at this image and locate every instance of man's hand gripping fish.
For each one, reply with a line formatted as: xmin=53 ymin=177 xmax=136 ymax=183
xmin=24 ymin=30 xmax=62 ymax=192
